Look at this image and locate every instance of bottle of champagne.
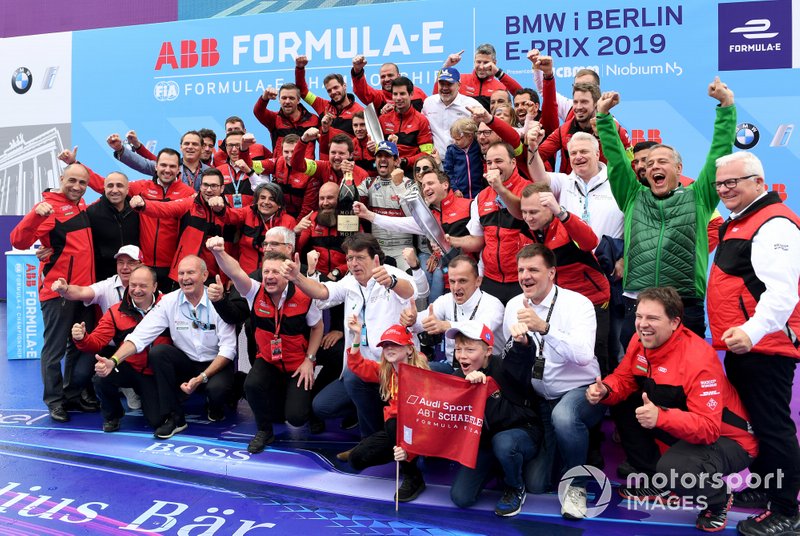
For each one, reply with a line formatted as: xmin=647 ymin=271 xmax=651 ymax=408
xmin=337 ymin=171 xmax=359 ymax=235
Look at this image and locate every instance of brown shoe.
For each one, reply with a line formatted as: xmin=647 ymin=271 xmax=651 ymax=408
xmin=336 ymin=448 xmax=354 ymax=462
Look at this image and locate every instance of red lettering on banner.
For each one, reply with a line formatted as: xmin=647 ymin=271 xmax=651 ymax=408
xmin=155 ymin=39 xmax=220 ymax=70
xmin=630 ymin=129 xmax=663 ymax=145
xmin=772 ymin=183 xmax=788 ymax=201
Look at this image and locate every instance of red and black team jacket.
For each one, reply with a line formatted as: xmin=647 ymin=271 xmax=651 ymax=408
xmin=350 ymin=68 xmax=427 ymax=113
xmin=217 ymin=161 xmax=256 ymax=207
xmin=11 ymin=190 xmax=95 ymax=302
xmin=74 ymin=291 xmax=170 ymax=374
xmin=292 ymin=139 xmax=370 ymax=188
xmin=138 ymin=194 xmax=227 ymax=281
xmin=261 ymin=156 xmax=321 ymax=220
xmin=297 ymin=211 xmax=359 ymax=276
xmin=212 ymin=142 xmax=272 ymax=169
xmin=603 ymin=326 xmax=758 ymax=458
xmin=251 ymin=283 xmax=314 ymax=373
xmin=252 ymin=94 xmax=319 ymax=159
xmin=226 ymin=206 xmax=297 ymax=274
xmin=437 ymin=189 xmax=472 ymax=237
xmin=295 ymin=66 xmax=364 ymax=143
xmin=379 ymin=106 xmax=434 ymax=167
xmin=434 ymin=70 xmax=522 ymax=112
xmin=538 ymin=114 xmax=631 ymax=175
xmin=708 ymin=192 xmax=800 ymax=359
xmin=475 ymin=170 xmax=532 ymax=284
xmin=521 ymin=212 xmax=610 ymax=306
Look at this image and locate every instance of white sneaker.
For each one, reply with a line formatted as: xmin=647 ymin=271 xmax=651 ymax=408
xmin=121 ymin=388 xmax=141 ymax=410
xmin=561 ymin=485 xmax=587 ymax=520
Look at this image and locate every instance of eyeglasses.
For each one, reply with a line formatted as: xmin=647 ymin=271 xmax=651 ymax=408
xmin=200 ymin=183 xmax=222 ymax=190
xmin=226 ymin=143 xmax=241 ymax=149
xmin=346 ymin=254 xmax=370 ymax=262
xmin=477 ymin=130 xmax=493 ymax=137
xmin=714 ymin=174 xmax=757 ymax=190
xmin=263 ymin=241 xmax=287 ymax=248
xmin=415 ymin=165 xmax=433 ymax=175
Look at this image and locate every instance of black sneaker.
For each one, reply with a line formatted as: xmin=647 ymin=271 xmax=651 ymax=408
xmin=616 ymin=460 xmax=638 ymax=479
xmin=696 ymin=494 xmax=732 ymax=532
xmin=64 ymin=398 xmax=100 ymax=413
xmin=618 ymin=485 xmax=672 ymax=502
xmin=340 ymin=414 xmax=359 ymax=430
xmin=737 ymin=510 xmax=800 ymax=536
xmin=247 ymin=430 xmax=275 ymax=454
xmin=309 ymin=417 xmax=326 ymax=435
xmin=49 ymin=406 xmax=70 ymax=423
xmin=102 ymin=418 xmax=121 ymax=433
xmin=395 ymin=473 xmax=425 ymax=502
xmin=154 ymin=416 xmax=187 ymax=439
xmin=733 ymin=488 xmax=769 ymax=509
xmin=207 ymin=406 xmax=225 ymax=422
xmin=495 ymin=486 xmax=526 ymax=517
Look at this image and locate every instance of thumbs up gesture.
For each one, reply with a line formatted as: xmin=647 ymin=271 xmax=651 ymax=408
xmin=517 ymin=299 xmax=547 ymax=333
xmin=279 ymin=252 xmax=302 ymax=282
xmin=399 ymin=303 xmax=418 ymax=327
xmin=585 ymin=376 xmax=608 ymax=405
xmin=58 ymin=145 xmax=78 ymax=165
xmin=371 ymin=254 xmax=392 ymax=288
xmin=71 ymin=322 xmax=86 ymax=341
xmin=94 ymin=354 xmax=115 ymax=378
xmin=421 ymin=304 xmax=449 ymax=335
xmin=208 ymin=274 xmax=224 ymax=302
xmin=635 ymin=391 xmax=659 ymax=429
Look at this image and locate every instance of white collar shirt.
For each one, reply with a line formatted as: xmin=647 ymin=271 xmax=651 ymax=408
xmin=548 ymin=164 xmax=624 ymax=241
xmin=125 ymin=287 xmax=237 ymax=362
xmin=422 ymin=93 xmax=483 ymax=155
xmin=86 ymin=274 xmax=125 ymax=314
xmin=503 ymin=285 xmax=599 ymax=400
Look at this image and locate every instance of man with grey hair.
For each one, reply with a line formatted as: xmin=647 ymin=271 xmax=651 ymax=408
xmin=107 ymin=255 xmax=237 ymax=438
xmin=439 ymin=43 xmax=523 ymax=112
xmin=707 ymin=151 xmax=800 ymax=535
xmin=422 ymin=68 xmax=482 ymax=155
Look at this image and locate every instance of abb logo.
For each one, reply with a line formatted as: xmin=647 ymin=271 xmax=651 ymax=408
xmin=771 ymin=183 xmax=788 ymax=201
xmin=629 ymin=129 xmax=662 ymax=145
xmin=25 ymin=264 xmax=36 ymax=287
xmin=155 ymin=39 xmax=220 ymax=70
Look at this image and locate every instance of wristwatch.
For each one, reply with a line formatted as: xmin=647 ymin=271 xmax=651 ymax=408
xmin=331 ymin=268 xmax=341 ymax=280
xmin=556 ymin=206 xmax=569 ymax=222
xmin=306 ymin=354 xmax=317 ymax=363
xmin=200 ymin=372 xmax=209 ymax=383
xmin=387 ymin=274 xmax=398 ymax=290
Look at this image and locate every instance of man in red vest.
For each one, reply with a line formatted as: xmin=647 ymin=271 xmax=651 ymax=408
xmin=707 ymin=151 xmax=800 ymax=535
xmin=207 ymin=237 xmax=323 ymax=453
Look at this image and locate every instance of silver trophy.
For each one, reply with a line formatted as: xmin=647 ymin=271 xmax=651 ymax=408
xmin=363 ymin=104 xmax=385 ymax=144
xmin=399 ymin=190 xmax=459 ymax=265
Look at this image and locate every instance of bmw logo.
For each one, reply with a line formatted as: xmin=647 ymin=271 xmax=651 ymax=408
xmin=11 ymin=67 xmax=33 ymax=94
xmin=735 ymin=122 xmax=760 ymax=150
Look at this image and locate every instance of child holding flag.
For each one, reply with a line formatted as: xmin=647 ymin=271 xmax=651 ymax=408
xmin=345 ymin=315 xmax=430 ymax=502
xmin=447 ymin=321 xmax=542 ymax=517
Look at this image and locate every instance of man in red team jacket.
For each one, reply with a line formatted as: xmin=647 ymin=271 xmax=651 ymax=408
xmin=11 ymin=164 xmax=98 ymax=423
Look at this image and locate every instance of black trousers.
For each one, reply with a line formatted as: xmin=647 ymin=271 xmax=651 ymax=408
xmin=657 ymin=437 xmax=752 ymax=508
xmin=149 ymin=344 xmax=233 ymax=421
xmin=621 ymin=296 xmax=706 ymax=349
xmin=40 ymin=298 xmax=96 ymax=408
xmin=349 ymin=418 xmax=420 ymax=477
xmin=480 ymin=277 xmax=520 ymax=307
xmin=594 ymin=304 xmax=611 ymax=377
xmin=725 ymin=351 xmax=800 ymax=515
xmin=93 ymin=363 xmax=161 ymax=428
xmin=244 ymin=358 xmax=313 ymax=432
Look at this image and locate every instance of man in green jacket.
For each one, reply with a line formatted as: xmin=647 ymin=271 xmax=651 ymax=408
xmin=596 ymin=77 xmax=735 ymax=348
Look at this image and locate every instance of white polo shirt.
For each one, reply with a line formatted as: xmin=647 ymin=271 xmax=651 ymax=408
xmin=548 ymin=164 xmax=624 ymax=241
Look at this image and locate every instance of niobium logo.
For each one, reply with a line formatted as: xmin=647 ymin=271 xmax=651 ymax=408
xmin=735 ymin=123 xmax=760 ymax=149
xmin=718 ymin=0 xmax=792 ymax=71
xmin=11 ymin=67 xmax=32 ymax=94
xmin=558 ymin=465 xmax=612 ymax=518
xmin=154 ymin=80 xmax=179 ymax=101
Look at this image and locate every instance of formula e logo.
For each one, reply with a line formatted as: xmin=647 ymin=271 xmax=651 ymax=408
xmin=154 ymin=81 xmax=180 ymax=102
xmin=11 ymin=67 xmax=32 ymax=94
xmin=730 ymin=19 xmax=778 ymax=39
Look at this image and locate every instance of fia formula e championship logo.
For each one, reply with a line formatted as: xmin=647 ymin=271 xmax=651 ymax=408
xmin=11 ymin=67 xmax=32 ymax=94
xmin=718 ymin=0 xmax=793 ymax=70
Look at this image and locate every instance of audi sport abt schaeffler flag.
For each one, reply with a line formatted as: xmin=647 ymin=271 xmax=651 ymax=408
xmin=396 ymin=364 xmax=498 ymax=469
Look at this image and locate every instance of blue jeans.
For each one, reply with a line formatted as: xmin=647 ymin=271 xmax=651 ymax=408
xmin=417 ymin=252 xmax=445 ymax=303
xmin=312 ymin=377 xmax=354 ymax=421
xmin=524 ymin=385 xmax=606 ymax=492
xmin=451 ymin=426 xmax=541 ymax=508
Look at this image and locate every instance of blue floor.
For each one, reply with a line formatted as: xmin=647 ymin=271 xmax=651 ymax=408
xmin=0 ymin=302 xmax=768 ymax=535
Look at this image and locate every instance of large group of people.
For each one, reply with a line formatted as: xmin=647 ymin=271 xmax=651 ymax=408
xmin=11 ymin=43 xmax=800 ymax=536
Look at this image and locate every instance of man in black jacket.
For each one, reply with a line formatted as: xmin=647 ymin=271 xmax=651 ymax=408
xmin=87 ymin=171 xmax=140 ymax=280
